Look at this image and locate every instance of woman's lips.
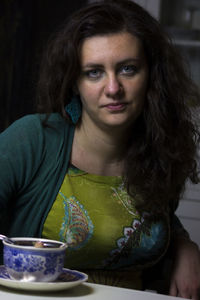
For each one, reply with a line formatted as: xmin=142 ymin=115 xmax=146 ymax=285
xmin=104 ymin=103 xmax=127 ymax=111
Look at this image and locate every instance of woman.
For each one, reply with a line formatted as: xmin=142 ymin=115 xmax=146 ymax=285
xmin=0 ymin=0 xmax=200 ymax=298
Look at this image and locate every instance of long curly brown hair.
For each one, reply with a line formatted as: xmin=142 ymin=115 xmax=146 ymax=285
xmin=37 ymin=0 xmax=200 ymax=212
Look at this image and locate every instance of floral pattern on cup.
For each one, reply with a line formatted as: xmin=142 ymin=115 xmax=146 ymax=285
xmin=3 ymin=242 xmax=66 ymax=282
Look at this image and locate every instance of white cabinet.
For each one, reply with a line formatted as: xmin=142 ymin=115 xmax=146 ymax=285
xmin=132 ymin=0 xmax=161 ymax=19
xmin=137 ymin=0 xmax=200 ymax=89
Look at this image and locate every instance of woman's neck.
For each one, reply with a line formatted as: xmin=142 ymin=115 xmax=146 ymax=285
xmin=71 ymin=121 xmax=130 ymax=176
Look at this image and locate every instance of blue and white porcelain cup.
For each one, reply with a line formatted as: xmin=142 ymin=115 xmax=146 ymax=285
xmin=3 ymin=237 xmax=67 ymax=282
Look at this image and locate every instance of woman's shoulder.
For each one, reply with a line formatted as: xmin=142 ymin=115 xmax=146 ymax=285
xmin=0 ymin=114 xmax=41 ymax=142
xmin=4 ymin=113 xmax=66 ymax=130
xmin=1 ymin=113 xmax=72 ymax=136
xmin=0 ymin=113 xmax=74 ymax=152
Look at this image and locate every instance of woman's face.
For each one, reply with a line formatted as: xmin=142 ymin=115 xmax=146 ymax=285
xmin=77 ymin=31 xmax=149 ymax=132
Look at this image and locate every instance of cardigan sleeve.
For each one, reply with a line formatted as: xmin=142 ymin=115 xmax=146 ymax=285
xmin=169 ymin=195 xmax=190 ymax=242
xmin=0 ymin=115 xmax=45 ymax=234
xmin=171 ymin=214 xmax=190 ymax=240
xmin=167 ymin=191 xmax=190 ymax=241
xmin=0 ymin=113 xmax=75 ymax=238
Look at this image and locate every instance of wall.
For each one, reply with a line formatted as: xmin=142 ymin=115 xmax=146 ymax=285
xmin=0 ymin=0 xmax=86 ymax=132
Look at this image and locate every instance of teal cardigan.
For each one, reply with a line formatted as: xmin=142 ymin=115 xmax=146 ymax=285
xmin=0 ymin=113 xmax=188 ymax=241
xmin=0 ymin=113 xmax=75 ymax=237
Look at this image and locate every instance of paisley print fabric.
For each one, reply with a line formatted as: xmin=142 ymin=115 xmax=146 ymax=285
xmin=59 ymin=194 xmax=94 ymax=249
xmin=42 ymin=165 xmax=170 ymax=289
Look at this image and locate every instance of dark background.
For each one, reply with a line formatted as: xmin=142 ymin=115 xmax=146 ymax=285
xmin=0 ymin=0 xmax=87 ymax=132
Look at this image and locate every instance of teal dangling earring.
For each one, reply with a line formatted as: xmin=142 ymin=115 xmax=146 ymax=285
xmin=65 ymin=95 xmax=82 ymax=124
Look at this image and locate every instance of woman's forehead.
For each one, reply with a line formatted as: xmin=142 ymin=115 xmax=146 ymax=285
xmin=79 ymin=32 xmax=145 ymax=66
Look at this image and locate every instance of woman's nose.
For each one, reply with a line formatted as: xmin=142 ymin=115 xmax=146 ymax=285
xmin=104 ymin=75 xmax=123 ymax=98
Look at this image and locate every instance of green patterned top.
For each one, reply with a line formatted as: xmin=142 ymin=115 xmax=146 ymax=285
xmin=42 ymin=165 xmax=170 ymax=289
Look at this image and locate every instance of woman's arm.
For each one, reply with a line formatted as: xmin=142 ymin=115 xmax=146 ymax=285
xmin=169 ymin=215 xmax=200 ymax=299
xmin=0 ymin=115 xmax=43 ymax=234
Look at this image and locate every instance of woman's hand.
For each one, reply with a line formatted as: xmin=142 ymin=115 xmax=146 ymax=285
xmin=169 ymin=239 xmax=200 ymax=299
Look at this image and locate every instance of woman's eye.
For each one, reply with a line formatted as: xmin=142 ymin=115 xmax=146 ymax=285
xmin=85 ymin=69 xmax=102 ymax=79
xmin=120 ymin=65 xmax=137 ymax=75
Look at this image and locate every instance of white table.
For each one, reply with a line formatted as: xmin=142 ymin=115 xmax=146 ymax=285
xmin=0 ymin=282 xmax=189 ymax=300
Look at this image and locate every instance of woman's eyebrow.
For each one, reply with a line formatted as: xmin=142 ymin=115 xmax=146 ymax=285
xmin=116 ymin=58 xmax=141 ymax=66
xmin=82 ymin=63 xmax=103 ymax=69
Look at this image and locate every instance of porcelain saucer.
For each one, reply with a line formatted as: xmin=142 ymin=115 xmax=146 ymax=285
xmin=0 ymin=265 xmax=88 ymax=292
